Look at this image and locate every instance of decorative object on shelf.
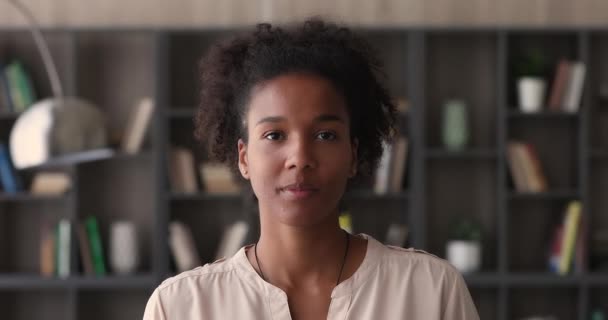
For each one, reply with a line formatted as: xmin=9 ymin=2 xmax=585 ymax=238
xmin=515 ymin=47 xmax=548 ymax=113
xmin=385 ymin=223 xmax=409 ymax=247
xmin=109 ymin=221 xmax=139 ymax=275
xmin=446 ymin=217 xmax=482 ymax=274
xmin=6 ymin=0 xmax=108 ymax=170
xmin=339 ymin=211 xmax=353 ymax=234
xmin=441 ymin=99 xmax=469 ymax=151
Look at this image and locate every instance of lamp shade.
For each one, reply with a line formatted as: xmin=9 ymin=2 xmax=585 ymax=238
xmin=9 ymin=97 xmax=108 ymax=169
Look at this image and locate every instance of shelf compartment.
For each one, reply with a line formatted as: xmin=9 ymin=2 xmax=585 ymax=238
xmin=508 ymin=200 xmax=576 ymax=273
xmin=426 ymin=160 xmax=498 ymax=271
xmin=0 ymin=290 xmax=71 ymax=320
xmin=589 ymin=288 xmax=608 ymax=319
xmin=425 ymin=32 xmax=498 ymax=149
xmin=77 ymin=289 xmax=151 ymax=320
xmin=589 ymin=32 xmax=608 ymax=150
xmin=509 ymin=287 xmax=579 ymax=320
xmin=469 ymin=288 xmax=498 ymax=320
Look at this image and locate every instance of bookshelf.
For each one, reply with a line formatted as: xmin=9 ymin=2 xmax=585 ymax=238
xmin=0 ymin=27 xmax=607 ymax=320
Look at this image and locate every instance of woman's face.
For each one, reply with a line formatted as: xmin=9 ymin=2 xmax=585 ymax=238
xmin=238 ymin=73 xmax=358 ymax=228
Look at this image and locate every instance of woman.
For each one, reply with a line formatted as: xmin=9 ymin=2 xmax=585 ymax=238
xmin=144 ymin=19 xmax=479 ymax=320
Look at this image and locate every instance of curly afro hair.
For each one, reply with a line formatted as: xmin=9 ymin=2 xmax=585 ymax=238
xmin=194 ymin=18 xmax=397 ymax=187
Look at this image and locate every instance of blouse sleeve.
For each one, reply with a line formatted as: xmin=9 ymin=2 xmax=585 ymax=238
xmin=143 ymin=288 xmax=167 ymax=320
xmin=442 ymin=271 xmax=480 ymax=320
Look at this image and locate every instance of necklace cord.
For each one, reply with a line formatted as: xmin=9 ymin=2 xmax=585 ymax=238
xmin=254 ymin=230 xmax=350 ymax=287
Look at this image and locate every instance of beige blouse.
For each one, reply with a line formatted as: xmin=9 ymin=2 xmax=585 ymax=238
xmin=143 ymin=234 xmax=480 ymax=319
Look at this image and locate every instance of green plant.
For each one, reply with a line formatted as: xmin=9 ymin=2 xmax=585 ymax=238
xmin=515 ymin=47 xmax=549 ymax=78
xmin=448 ymin=217 xmax=482 ymax=242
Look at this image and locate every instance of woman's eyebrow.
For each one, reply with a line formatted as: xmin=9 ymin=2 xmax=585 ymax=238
xmin=255 ymin=114 xmax=345 ymax=127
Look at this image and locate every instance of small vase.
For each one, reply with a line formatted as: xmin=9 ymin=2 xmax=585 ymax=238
xmin=442 ymin=99 xmax=469 ymax=151
xmin=518 ymin=77 xmax=546 ymax=113
xmin=446 ymin=240 xmax=481 ymax=274
xmin=109 ymin=221 xmax=139 ymax=275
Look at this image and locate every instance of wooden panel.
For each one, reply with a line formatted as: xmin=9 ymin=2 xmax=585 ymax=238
xmin=1 ymin=0 xmax=608 ymax=28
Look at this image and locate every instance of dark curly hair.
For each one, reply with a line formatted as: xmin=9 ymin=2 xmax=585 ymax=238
xmin=194 ymin=18 xmax=397 ymax=188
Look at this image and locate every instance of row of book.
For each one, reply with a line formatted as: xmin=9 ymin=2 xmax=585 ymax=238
xmin=168 ymin=146 xmax=241 ymax=194
xmin=168 ymin=215 xmax=409 ymax=274
xmin=40 ymin=216 xmax=107 ymax=278
xmin=547 ymin=59 xmax=586 ymax=113
xmin=0 ymin=60 xmax=37 ymax=113
xmin=547 ymin=200 xmax=585 ymax=275
xmin=168 ymin=220 xmax=249 ymax=273
xmin=506 ymin=141 xmax=548 ymax=193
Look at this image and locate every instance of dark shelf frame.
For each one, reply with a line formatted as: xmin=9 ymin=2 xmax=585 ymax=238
xmin=0 ymin=27 xmax=606 ymax=320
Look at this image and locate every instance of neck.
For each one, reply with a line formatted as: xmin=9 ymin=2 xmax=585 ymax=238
xmin=255 ymin=213 xmax=348 ymax=289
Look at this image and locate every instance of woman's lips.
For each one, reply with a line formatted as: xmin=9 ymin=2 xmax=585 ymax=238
xmin=280 ymin=184 xmax=319 ymax=200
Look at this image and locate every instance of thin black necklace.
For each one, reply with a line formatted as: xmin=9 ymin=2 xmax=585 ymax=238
xmin=254 ymin=230 xmax=350 ymax=286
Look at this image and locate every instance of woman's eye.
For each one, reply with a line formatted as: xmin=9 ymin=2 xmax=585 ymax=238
xmin=317 ymin=131 xmax=337 ymax=141
xmin=264 ymin=131 xmax=283 ymax=140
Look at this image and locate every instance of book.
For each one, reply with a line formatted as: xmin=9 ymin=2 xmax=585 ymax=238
xmin=388 ymin=136 xmax=408 ymax=193
xmin=169 ymin=221 xmax=201 ymax=272
xmin=558 ymin=201 xmax=582 ymax=275
xmin=215 ymin=221 xmax=249 ymax=260
xmin=30 ymin=172 xmax=71 ymax=195
xmin=562 ymin=61 xmax=586 ymax=113
xmin=0 ymin=64 xmax=13 ymax=113
xmin=199 ymin=162 xmax=240 ymax=194
xmin=168 ymin=146 xmax=198 ymax=194
xmin=85 ymin=216 xmax=107 ymax=276
xmin=121 ymin=97 xmax=154 ymax=154
xmin=547 ymin=59 xmax=571 ymax=111
xmin=40 ymin=220 xmax=55 ymax=277
xmin=57 ymin=219 xmax=71 ymax=278
xmin=4 ymin=61 xmax=36 ymax=112
xmin=0 ymin=143 xmax=23 ymax=194
xmin=506 ymin=142 xmax=529 ymax=192
xmin=77 ymin=222 xmax=94 ymax=276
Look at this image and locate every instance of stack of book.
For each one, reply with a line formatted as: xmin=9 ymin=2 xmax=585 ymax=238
xmin=547 ymin=59 xmax=586 ymax=113
xmin=506 ymin=141 xmax=548 ymax=193
xmin=547 ymin=200 xmax=585 ymax=276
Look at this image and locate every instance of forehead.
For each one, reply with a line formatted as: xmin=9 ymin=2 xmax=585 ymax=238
xmin=246 ymin=73 xmax=349 ymax=125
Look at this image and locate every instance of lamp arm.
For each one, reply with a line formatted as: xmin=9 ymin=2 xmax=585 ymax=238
xmin=7 ymin=0 xmax=64 ymax=98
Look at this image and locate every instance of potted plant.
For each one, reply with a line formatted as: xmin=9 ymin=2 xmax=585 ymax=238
xmin=446 ymin=217 xmax=482 ymax=274
xmin=515 ymin=47 xmax=549 ymax=113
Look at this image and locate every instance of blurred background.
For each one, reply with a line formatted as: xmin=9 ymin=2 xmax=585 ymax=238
xmin=0 ymin=1 xmax=607 ymax=319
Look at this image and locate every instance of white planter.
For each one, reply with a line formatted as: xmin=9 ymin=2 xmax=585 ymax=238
xmin=446 ymin=240 xmax=481 ymax=274
xmin=109 ymin=221 xmax=139 ymax=275
xmin=517 ymin=77 xmax=546 ymax=113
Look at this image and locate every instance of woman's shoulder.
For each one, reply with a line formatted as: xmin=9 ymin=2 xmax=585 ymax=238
xmin=368 ymin=236 xmax=461 ymax=280
xmin=155 ymin=256 xmax=237 ymax=293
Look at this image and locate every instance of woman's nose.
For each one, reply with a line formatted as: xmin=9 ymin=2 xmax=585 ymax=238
xmin=285 ymin=137 xmax=317 ymax=170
